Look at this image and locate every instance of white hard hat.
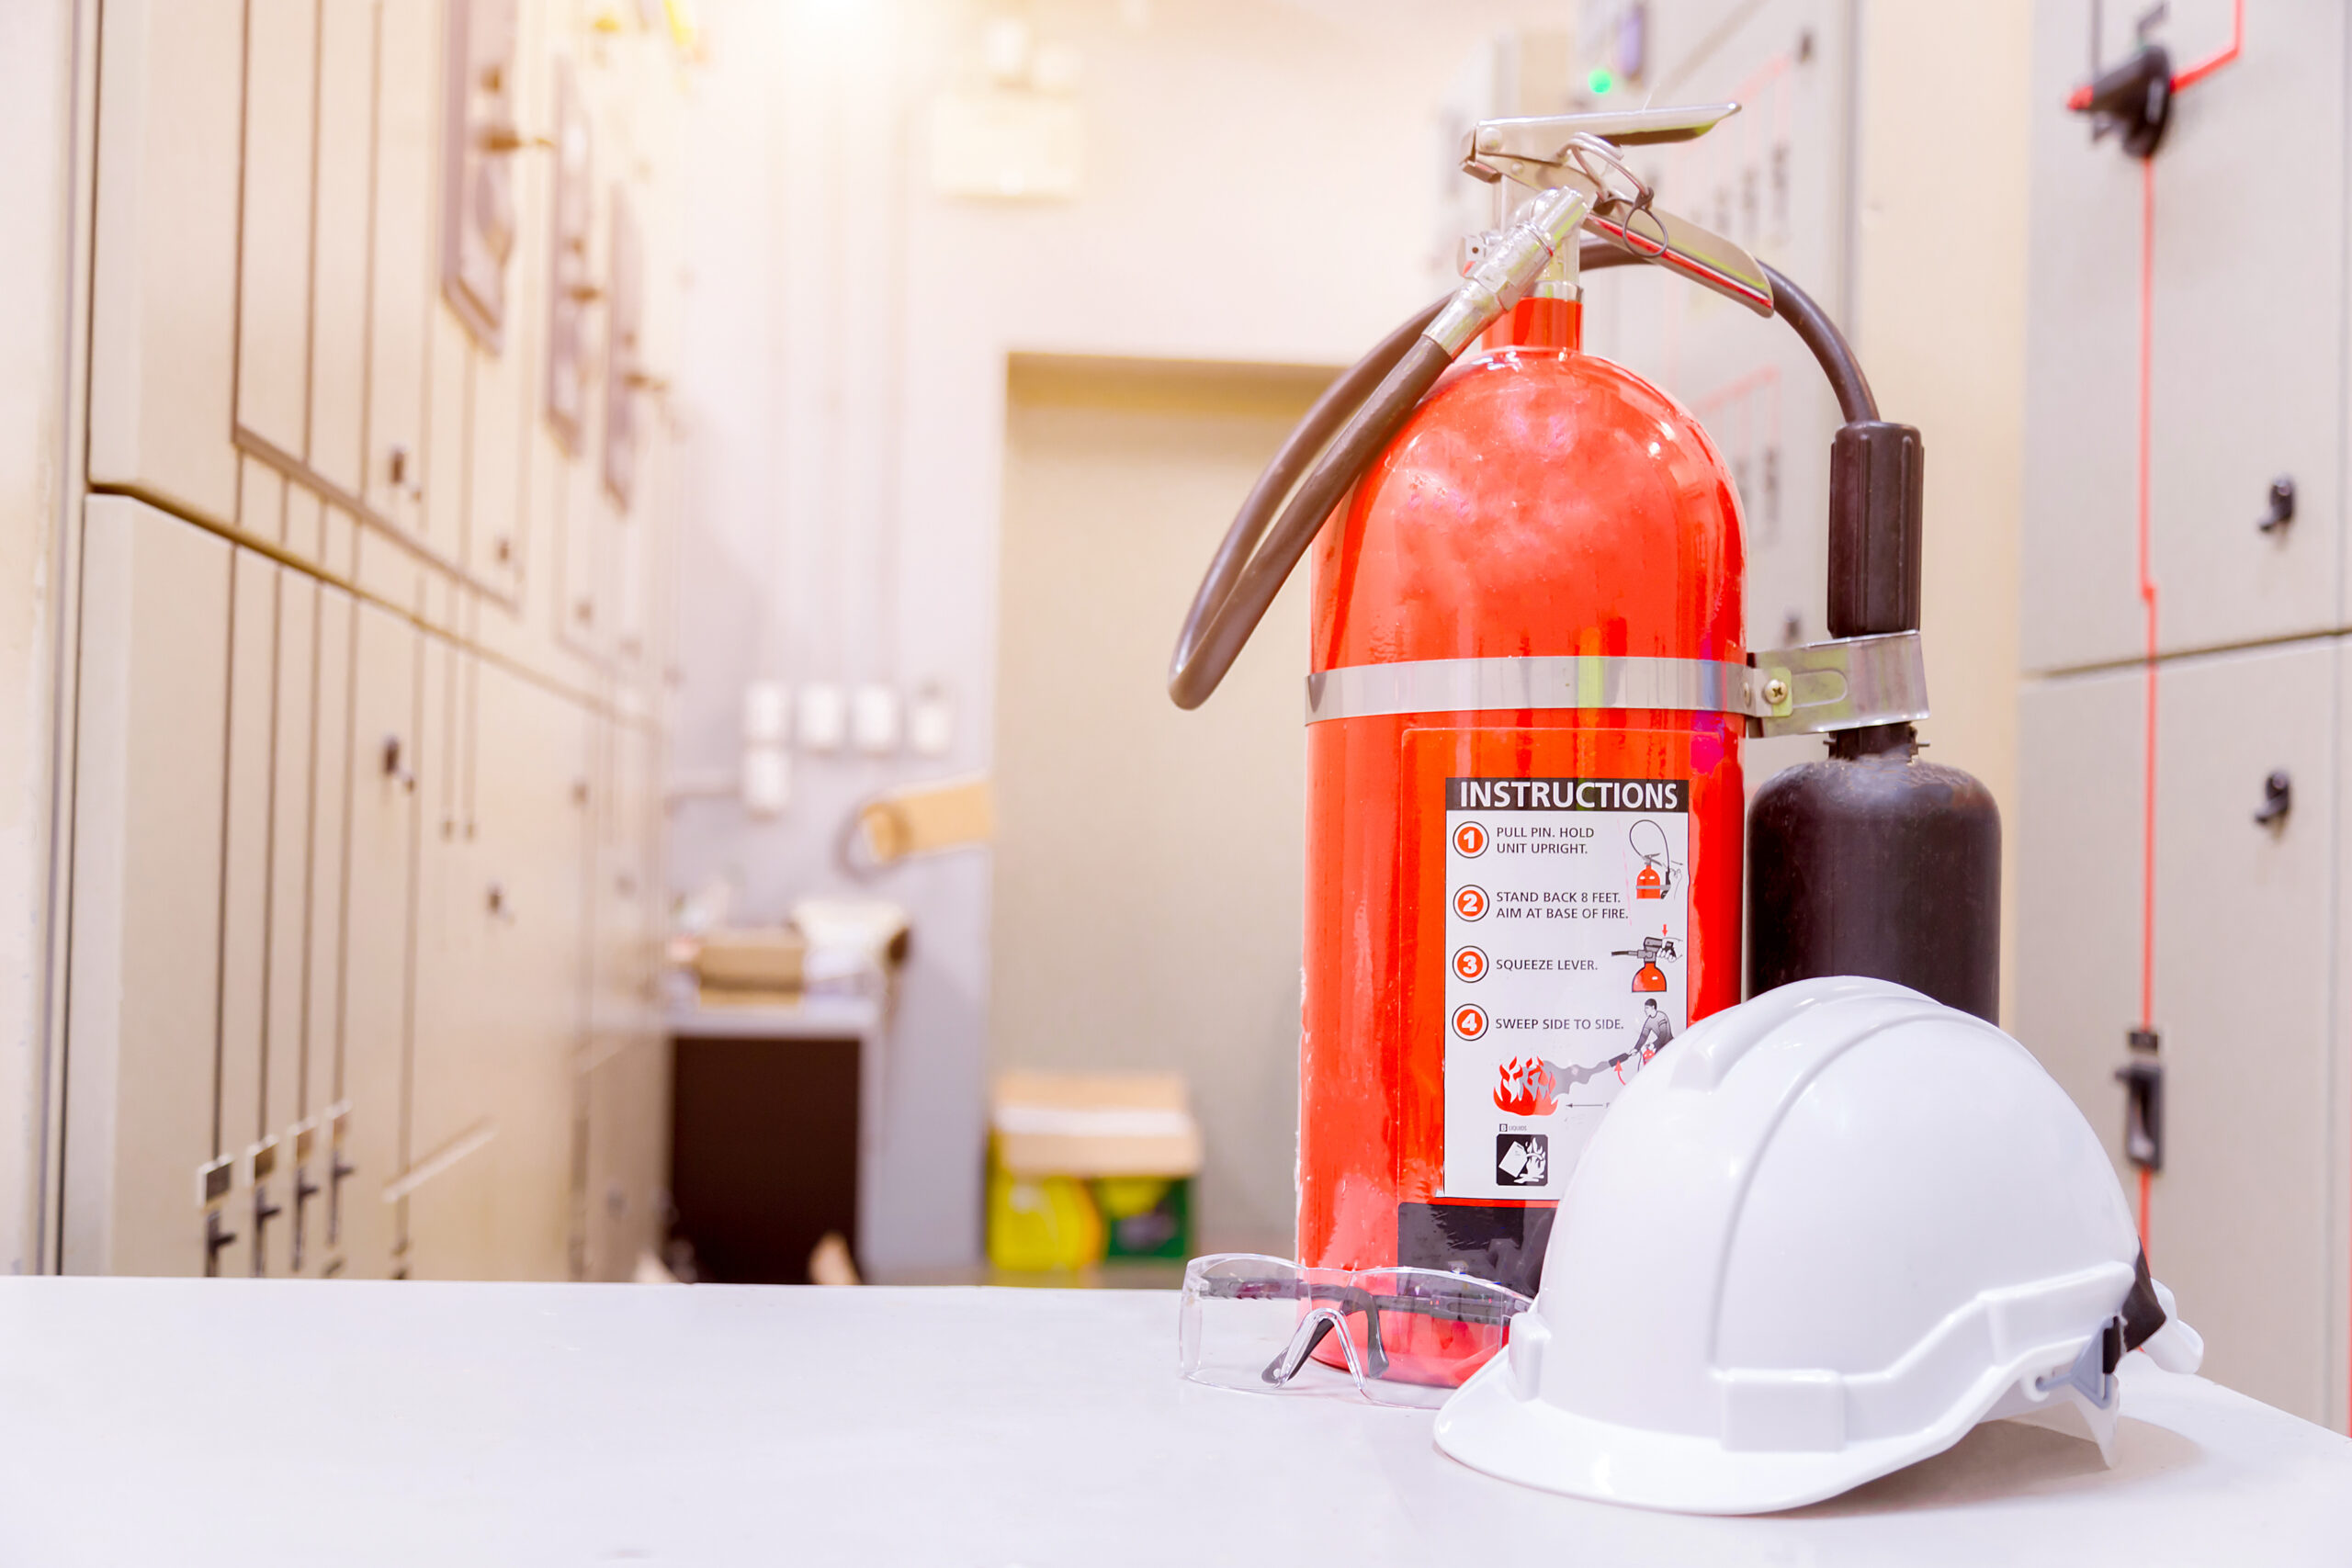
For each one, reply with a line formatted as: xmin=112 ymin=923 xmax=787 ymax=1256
xmin=1434 ymin=976 xmax=2203 ymax=1515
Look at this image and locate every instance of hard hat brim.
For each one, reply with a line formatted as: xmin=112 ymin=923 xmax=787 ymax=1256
xmin=1433 ymin=1348 xmax=2052 ymax=1516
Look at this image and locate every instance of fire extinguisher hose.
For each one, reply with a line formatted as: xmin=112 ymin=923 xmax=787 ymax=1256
xmin=1579 ymin=243 xmax=1880 ymax=425
xmin=1169 ymin=239 xmax=1880 ymax=709
xmin=1167 ymin=303 xmax=1453 ymax=709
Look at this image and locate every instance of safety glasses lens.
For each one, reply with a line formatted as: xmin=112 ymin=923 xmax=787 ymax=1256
xmin=1177 ymin=1254 xmax=1528 ymax=1409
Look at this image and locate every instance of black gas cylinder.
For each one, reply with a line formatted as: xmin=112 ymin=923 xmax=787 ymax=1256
xmin=1747 ymin=730 xmax=2001 ymax=1021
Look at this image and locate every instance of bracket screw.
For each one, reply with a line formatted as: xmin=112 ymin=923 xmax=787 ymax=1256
xmin=1763 ymin=677 xmax=1790 ymax=705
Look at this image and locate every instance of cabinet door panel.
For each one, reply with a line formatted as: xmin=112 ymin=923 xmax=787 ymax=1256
xmin=87 ymin=0 xmax=243 ymax=525
xmin=560 ymin=453 xmax=609 ymax=659
xmin=469 ymin=662 xmax=588 ymax=1279
xmin=335 ymin=600 xmax=421 ymax=1278
xmin=2017 ymin=640 xmax=2335 ymax=1420
xmin=256 ymin=572 xmax=319 ymax=1277
xmin=2022 ymin=1 xmax=2346 ymax=671
xmin=405 ymin=634 xmax=499 ymax=1276
xmin=582 ymin=716 xmax=661 ymax=1280
xmin=423 ymin=312 xmax=472 ymax=564
xmin=234 ymin=0 xmax=318 ymax=460
xmin=214 ymin=551 xmax=280 ymax=1279
xmin=294 ymin=586 xmax=355 ymax=1275
xmin=62 ymin=501 xmax=232 ymax=1277
xmin=308 ymin=0 xmax=378 ymax=494
xmin=364 ymin=0 xmax=435 ymax=532
xmin=581 ymin=1038 xmax=667 ymax=1280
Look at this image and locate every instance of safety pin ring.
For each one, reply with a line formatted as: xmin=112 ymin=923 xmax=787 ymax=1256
xmin=1563 ymin=132 xmax=1655 ymax=213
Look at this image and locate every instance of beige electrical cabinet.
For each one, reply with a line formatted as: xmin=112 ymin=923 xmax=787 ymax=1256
xmin=2017 ymin=3 xmax=2352 ymax=1434
xmin=296 ymin=585 xmax=356 ymax=1278
xmin=213 ymin=547 xmax=279 ymax=1281
xmin=235 ymin=0 xmax=319 ymax=466
xmin=85 ymin=0 xmax=243 ymax=526
xmin=62 ymin=501 xmax=233 ymax=1278
xmin=403 ymin=633 xmax=500 ymax=1280
xmin=477 ymin=662 xmax=592 ymax=1278
xmin=2016 ymin=644 xmax=2338 ymax=1424
xmin=580 ymin=716 xmax=666 ymax=1280
xmin=309 ymin=1 xmax=377 ymax=500
xmin=58 ymin=0 xmax=683 ymax=1284
xmin=368 ymin=0 xmax=436 ymax=535
xmin=2022 ymin=2 xmax=2345 ymax=674
xmin=336 ymin=599 xmax=421 ymax=1280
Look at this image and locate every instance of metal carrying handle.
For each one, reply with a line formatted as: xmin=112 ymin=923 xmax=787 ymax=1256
xmin=1170 ymin=102 xmax=1898 ymax=723
xmin=1462 ymin=105 xmax=1774 ymax=316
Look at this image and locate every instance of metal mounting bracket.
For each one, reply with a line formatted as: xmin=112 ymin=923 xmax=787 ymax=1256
xmin=1746 ymin=631 xmax=1930 ymax=738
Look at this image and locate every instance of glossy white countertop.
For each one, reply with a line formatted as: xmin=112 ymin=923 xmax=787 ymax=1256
xmin=0 ymin=1278 xmax=2345 ymax=1565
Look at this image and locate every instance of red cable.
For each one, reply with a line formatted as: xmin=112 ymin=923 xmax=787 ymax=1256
xmin=2135 ymin=155 xmax=2158 ymax=1258
xmin=2170 ymin=0 xmax=2244 ymax=94
xmin=2136 ymin=155 xmax=2156 ymax=1033
xmin=2064 ymin=0 xmax=2247 ymax=1379
xmin=2064 ymin=0 xmax=2242 ymax=109
xmin=2123 ymin=0 xmax=2243 ymax=1270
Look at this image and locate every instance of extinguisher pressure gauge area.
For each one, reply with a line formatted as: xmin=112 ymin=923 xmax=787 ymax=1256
xmin=1442 ymin=774 xmax=1690 ymax=1201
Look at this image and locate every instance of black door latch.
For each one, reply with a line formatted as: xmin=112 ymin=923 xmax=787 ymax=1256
xmin=2116 ymin=1029 xmax=2163 ymax=1172
xmin=2255 ymin=769 xmax=2292 ymax=828
xmin=2256 ymin=476 xmax=2295 ymax=535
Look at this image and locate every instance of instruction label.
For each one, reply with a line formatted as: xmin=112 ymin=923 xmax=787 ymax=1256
xmin=1441 ymin=775 xmax=1689 ymax=1200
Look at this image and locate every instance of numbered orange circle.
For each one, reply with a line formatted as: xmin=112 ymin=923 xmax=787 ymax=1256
xmin=1452 ymin=1003 xmax=1488 ymax=1040
xmin=1453 ymin=945 xmax=1488 ymax=983
xmin=1453 ymin=885 xmax=1488 ymax=921
xmin=1453 ymin=821 xmax=1488 ymax=857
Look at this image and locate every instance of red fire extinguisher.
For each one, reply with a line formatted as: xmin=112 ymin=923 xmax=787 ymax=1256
xmin=1169 ymin=105 xmax=1954 ymax=1386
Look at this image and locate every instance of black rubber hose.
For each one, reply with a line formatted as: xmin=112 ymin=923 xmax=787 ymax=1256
xmin=1577 ymin=239 xmax=1879 ymax=423
xmin=1167 ymin=299 xmax=1449 ymax=709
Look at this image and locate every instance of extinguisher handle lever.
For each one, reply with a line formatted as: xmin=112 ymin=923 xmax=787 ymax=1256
xmin=1465 ymin=107 xmax=1775 ymax=318
xmin=1465 ymin=105 xmax=1741 ymax=158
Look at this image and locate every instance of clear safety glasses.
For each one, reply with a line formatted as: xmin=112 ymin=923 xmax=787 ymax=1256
xmin=1178 ymin=1253 xmax=1532 ymax=1409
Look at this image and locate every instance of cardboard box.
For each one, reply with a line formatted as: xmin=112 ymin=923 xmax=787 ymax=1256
xmin=694 ymin=927 xmax=807 ymax=993
xmin=987 ymin=1072 xmax=1202 ymax=1269
xmin=989 ymin=1071 xmax=1202 ymax=1179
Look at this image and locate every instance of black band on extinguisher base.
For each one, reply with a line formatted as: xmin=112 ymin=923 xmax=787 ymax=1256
xmin=1396 ymin=1201 xmax=1555 ymax=1298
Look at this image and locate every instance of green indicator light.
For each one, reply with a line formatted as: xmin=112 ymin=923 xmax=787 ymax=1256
xmin=1587 ymin=66 xmax=1614 ymax=95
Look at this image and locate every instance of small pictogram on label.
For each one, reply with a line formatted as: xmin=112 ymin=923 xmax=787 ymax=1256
xmin=1495 ymin=1134 xmax=1549 ymax=1187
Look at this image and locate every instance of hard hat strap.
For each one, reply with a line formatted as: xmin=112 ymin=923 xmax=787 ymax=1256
xmin=2115 ymin=1248 xmax=2168 ymax=1363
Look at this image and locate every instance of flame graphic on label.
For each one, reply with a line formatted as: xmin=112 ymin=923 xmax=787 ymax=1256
xmin=1493 ymin=1056 xmax=1557 ymax=1117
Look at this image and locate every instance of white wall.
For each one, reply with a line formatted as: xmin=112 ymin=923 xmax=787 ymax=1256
xmin=671 ymin=0 xmax=1555 ymax=1271
xmin=672 ymin=0 xmax=2040 ymax=1270
xmin=1852 ymin=0 xmax=2031 ymax=1021
xmin=992 ymin=365 xmax=1325 ymax=1256
xmin=0 ymin=0 xmax=82 ymax=1274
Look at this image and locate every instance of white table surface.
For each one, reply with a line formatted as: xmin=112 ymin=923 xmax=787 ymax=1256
xmin=1 ymin=1279 xmax=2346 ymax=1565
